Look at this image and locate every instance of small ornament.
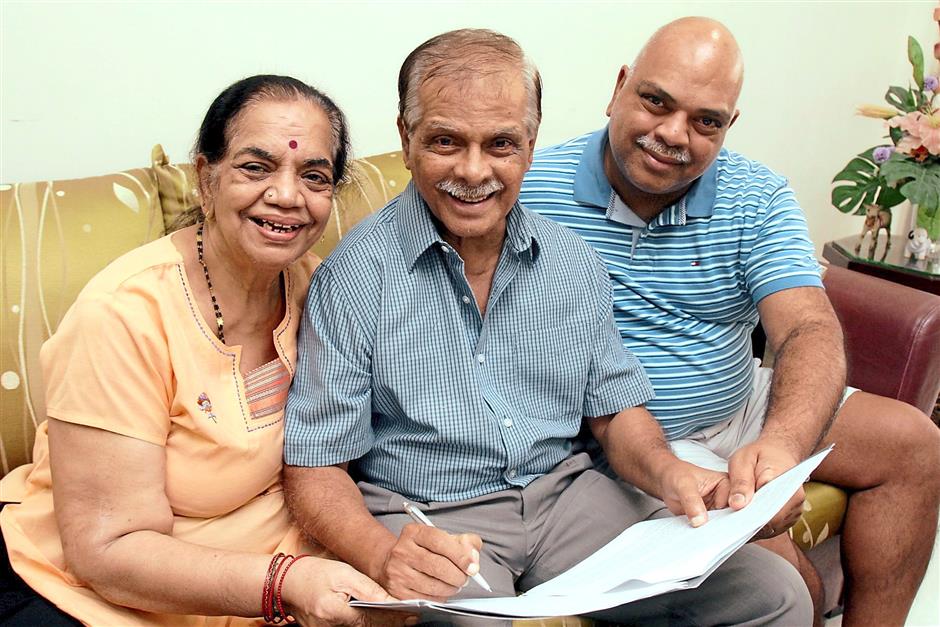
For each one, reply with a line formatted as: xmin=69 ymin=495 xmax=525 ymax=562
xmin=855 ymin=203 xmax=892 ymax=253
xmin=197 ymin=392 xmax=217 ymax=422
xmin=288 ymin=140 xmax=298 ymax=150
xmin=905 ymin=227 xmax=936 ymax=260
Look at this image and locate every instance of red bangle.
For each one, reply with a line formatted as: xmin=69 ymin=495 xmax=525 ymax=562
xmin=275 ymin=554 xmax=312 ymax=624
xmin=262 ymin=553 xmax=287 ymax=624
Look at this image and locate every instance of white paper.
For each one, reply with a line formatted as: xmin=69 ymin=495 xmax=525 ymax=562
xmin=349 ymin=580 xmax=687 ymax=619
xmin=350 ymin=445 xmax=833 ymax=619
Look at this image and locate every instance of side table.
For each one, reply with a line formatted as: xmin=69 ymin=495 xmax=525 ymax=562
xmin=823 ymin=234 xmax=940 ymax=295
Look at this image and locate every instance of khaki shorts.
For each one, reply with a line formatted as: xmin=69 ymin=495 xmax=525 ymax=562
xmin=670 ymin=359 xmax=857 ymax=471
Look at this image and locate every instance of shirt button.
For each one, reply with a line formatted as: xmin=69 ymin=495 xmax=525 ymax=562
xmin=441 ymin=245 xmax=450 ymax=253
xmin=462 ymin=295 xmax=471 ymax=304
xmin=508 ymin=469 xmax=517 ymax=478
xmin=503 ymin=418 xmax=513 ymax=428
xmin=476 ymin=354 xmax=485 ymax=364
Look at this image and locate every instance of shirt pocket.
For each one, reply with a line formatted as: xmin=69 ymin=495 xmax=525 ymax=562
xmin=504 ymin=322 xmax=591 ymax=422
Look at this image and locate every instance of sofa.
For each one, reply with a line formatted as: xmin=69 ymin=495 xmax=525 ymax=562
xmin=2 ymin=145 xmax=940 ymax=620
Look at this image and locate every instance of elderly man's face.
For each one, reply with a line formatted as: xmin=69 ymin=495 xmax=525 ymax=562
xmin=605 ymin=46 xmax=740 ymax=200
xmin=399 ymin=70 xmax=535 ymax=247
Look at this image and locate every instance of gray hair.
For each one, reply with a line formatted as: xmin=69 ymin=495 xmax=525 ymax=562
xmin=397 ymin=29 xmax=542 ymax=137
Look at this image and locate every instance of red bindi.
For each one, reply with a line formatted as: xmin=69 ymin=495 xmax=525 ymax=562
xmin=288 ymin=140 xmax=298 ymax=150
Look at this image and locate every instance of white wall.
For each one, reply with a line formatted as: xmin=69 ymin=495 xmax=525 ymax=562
xmin=1 ymin=1 xmax=936 ymax=253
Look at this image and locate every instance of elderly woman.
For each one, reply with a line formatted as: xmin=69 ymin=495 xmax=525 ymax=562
xmin=0 ymin=75 xmax=398 ymax=626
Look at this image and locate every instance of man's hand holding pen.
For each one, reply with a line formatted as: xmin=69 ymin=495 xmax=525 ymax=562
xmin=373 ymin=504 xmax=487 ymax=602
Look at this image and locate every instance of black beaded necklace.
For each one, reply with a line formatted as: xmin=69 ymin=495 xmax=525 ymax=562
xmin=195 ymin=222 xmax=225 ymax=343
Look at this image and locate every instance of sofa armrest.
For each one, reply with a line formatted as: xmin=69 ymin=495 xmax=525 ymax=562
xmin=823 ymin=265 xmax=940 ymax=417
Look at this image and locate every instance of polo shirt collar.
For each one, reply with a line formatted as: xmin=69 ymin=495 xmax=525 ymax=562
xmin=572 ymin=126 xmax=720 ymax=219
xmin=397 ymin=181 xmax=539 ymax=269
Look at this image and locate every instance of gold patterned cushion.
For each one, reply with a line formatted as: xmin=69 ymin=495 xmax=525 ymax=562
xmin=790 ymin=480 xmax=848 ymax=551
xmin=0 ymin=170 xmax=164 ymax=474
xmin=151 ymin=144 xmax=199 ymax=232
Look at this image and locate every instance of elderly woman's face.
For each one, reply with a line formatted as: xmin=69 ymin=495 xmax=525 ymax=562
xmin=199 ymin=97 xmax=335 ymax=274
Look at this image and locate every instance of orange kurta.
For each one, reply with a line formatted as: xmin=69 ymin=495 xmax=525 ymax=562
xmin=0 ymin=234 xmax=319 ymax=626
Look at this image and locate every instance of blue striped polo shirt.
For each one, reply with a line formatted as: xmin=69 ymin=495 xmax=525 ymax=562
xmin=520 ymin=128 xmax=822 ymax=439
xmin=284 ymin=181 xmax=653 ymax=502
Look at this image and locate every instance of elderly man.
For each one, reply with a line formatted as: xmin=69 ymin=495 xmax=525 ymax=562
xmin=520 ymin=17 xmax=940 ymax=627
xmin=283 ymin=28 xmax=811 ymax=625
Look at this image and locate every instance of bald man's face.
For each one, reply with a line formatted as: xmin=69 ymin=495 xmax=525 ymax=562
xmin=605 ymin=44 xmax=740 ymax=202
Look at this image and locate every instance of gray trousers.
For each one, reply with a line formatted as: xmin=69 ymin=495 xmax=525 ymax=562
xmin=361 ymin=453 xmax=812 ymax=626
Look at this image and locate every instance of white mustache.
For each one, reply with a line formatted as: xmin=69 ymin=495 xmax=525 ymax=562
xmin=436 ymin=178 xmax=504 ymax=202
xmin=636 ymin=135 xmax=691 ymax=164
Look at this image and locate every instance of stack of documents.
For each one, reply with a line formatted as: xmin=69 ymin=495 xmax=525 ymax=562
xmin=351 ymin=446 xmax=833 ymax=620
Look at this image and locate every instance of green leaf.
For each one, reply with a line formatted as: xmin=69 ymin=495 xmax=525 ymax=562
xmin=830 ymin=149 xmax=885 ymax=215
xmin=901 ymin=178 xmax=939 ymax=212
xmin=876 ymin=185 xmax=906 ymax=210
xmin=889 ymin=127 xmax=903 ymax=145
xmin=833 ymin=157 xmax=876 ymax=183
xmin=908 ymin=36 xmax=925 ymax=90
xmin=885 ymin=86 xmax=916 ymax=112
xmin=880 ymin=155 xmax=926 ymax=185
xmin=879 ymin=156 xmax=940 ymax=213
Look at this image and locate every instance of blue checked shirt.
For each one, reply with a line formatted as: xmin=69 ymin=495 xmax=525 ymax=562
xmin=284 ymin=181 xmax=654 ymax=502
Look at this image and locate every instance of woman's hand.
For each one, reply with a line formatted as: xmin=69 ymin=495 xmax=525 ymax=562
xmin=282 ymin=556 xmax=416 ymax=626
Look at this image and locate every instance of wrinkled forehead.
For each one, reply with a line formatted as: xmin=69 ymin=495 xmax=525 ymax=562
xmin=420 ymin=64 xmax=523 ymax=103
xmin=415 ymin=69 xmax=529 ymax=128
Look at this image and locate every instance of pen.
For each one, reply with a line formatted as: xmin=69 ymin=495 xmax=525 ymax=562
xmin=401 ymin=501 xmax=492 ymax=592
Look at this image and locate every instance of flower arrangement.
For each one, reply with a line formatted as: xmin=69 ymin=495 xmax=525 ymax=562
xmin=832 ymin=36 xmax=940 ymax=240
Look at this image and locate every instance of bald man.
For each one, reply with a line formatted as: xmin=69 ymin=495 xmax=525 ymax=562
xmin=521 ymin=17 xmax=940 ymax=627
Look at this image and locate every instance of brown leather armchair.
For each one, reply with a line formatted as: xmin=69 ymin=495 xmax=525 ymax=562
xmin=825 ymin=265 xmax=940 ymax=419
xmin=801 ymin=265 xmax=940 ymax=614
